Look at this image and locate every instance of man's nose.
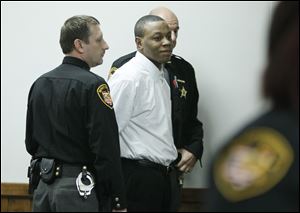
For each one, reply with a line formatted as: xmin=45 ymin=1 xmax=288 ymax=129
xmin=103 ymin=40 xmax=109 ymax=50
xmin=162 ymin=37 xmax=171 ymax=46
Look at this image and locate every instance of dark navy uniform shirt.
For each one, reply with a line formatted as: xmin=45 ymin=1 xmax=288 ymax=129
xmin=25 ymin=56 xmax=126 ymax=210
xmin=208 ymin=108 xmax=299 ymax=212
xmin=109 ymin=52 xmax=204 ymax=163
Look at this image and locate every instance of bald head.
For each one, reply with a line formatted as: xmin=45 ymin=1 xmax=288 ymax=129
xmin=150 ymin=7 xmax=177 ymax=22
xmin=149 ymin=7 xmax=179 ymax=48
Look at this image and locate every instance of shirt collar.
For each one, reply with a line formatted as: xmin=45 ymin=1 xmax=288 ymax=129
xmin=135 ymin=51 xmax=164 ymax=81
xmin=62 ymin=56 xmax=90 ymax=71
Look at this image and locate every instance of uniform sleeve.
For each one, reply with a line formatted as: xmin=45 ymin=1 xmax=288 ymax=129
xmin=86 ymin=81 xmax=126 ymax=210
xmin=107 ymin=52 xmax=136 ymax=80
xmin=183 ymin=64 xmax=204 ymax=163
xmin=25 ymin=83 xmax=38 ymax=156
xmin=108 ymin=78 xmax=135 ymax=133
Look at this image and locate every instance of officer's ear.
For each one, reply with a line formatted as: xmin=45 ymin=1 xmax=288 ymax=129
xmin=135 ymin=37 xmax=143 ymax=52
xmin=74 ymin=39 xmax=84 ymax=54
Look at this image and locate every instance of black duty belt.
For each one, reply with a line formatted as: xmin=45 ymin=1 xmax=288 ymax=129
xmin=38 ymin=158 xmax=95 ymax=186
xmin=122 ymin=158 xmax=175 ymax=175
xmin=41 ymin=160 xmax=92 ymax=178
xmin=58 ymin=164 xmax=88 ymax=177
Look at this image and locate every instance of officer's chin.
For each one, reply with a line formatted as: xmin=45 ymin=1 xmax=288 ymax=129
xmin=98 ymin=58 xmax=103 ymax=65
xmin=91 ymin=61 xmax=102 ymax=68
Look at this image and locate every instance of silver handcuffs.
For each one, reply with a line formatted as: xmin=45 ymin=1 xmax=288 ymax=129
xmin=76 ymin=167 xmax=95 ymax=199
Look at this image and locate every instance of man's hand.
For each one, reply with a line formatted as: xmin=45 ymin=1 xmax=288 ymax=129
xmin=176 ymin=149 xmax=197 ymax=173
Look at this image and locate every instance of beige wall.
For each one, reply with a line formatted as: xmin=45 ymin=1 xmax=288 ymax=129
xmin=1 ymin=1 xmax=277 ymax=187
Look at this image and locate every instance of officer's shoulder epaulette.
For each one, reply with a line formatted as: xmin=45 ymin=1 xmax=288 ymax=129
xmin=172 ymin=54 xmax=192 ymax=65
xmin=213 ymin=127 xmax=294 ymax=203
xmin=112 ymin=51 xmax=136 ymax=69
xmin=82 ymin=70 xmax=106 ymax=85
xmin=173 ymin=54 xmax=184 ymax=61
xmin=108 ymin=51 xmax=136 ymax=79
xmin=171 ymin=54 xmax=194 ymax=70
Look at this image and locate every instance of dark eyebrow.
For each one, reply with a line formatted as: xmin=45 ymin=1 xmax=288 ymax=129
xmin=153 ymin=32 xmax=163 ymax=36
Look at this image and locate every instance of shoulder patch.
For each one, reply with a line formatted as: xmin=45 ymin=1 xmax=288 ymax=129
xmin=96 ymin=84 xmax=113 ymax=109
xmin=108 ymin=67 xmax=118 ymax=80
xmin=213 ymin=127 xmax=294 ymax=202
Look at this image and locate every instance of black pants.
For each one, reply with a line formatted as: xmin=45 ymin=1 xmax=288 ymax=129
xmin=169 ymin=169 xmax=183 ymax=211
xmin=122 ymin=158 xmax=181 ymax=212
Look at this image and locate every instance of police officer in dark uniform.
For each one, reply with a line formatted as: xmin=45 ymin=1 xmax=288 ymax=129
xmin=208 ymin=2 xmax=299 ymax=212
xmin=25 ymin=15 xmax=127 ymax=212
xmin=108 ymin=7 xmax=204 ymax=211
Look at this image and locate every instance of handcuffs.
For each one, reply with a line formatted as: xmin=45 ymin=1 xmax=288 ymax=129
xmin=76 ymin=166 xmax=95 ymax=199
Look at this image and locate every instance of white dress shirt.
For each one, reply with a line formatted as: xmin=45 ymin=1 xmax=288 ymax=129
xmin=108 ymin=51 xmax=177 ymax=166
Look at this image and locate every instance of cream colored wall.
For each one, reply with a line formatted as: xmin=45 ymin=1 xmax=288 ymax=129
xmin=1 ymin=1 xmax=277 ymax=187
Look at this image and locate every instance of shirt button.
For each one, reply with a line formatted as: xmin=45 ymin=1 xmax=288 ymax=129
xmin=115 ymin=197 xmax=119 ymax=202
xmin=116 ymin=203 xmax=120 ymax=208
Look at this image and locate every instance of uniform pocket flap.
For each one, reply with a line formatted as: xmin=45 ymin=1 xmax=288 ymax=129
xmin=40 ymin=158 xmax=55 ymax=175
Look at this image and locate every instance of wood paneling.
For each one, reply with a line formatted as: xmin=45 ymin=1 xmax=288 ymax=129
xmin=1 ymin=183 xmax=207 ymax=212
xmin=179 ymin=188 xmax=208 ymax=212
xmin=1 ymin=183 xmax=32 ymax=212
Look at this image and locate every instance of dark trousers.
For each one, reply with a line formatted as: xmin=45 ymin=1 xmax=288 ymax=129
xmin=169 ymin=169 xmax=183 ymax=211
xmin=33 ymin=178 xmax=99 ymax=212
xmin=122 ymin=158 xmax=181 ymax=212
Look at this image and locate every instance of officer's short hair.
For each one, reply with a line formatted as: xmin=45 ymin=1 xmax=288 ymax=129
xmin=263 ymin=2 xmax=299 ymax=112
xmin=60 ymin=15 xmax=100 ymax=54
xmin=134 ymin=15 xmax=164 ymax=38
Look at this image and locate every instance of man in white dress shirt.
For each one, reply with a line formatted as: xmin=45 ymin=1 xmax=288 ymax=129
xmin=108 ymin=15 xmax=178 ymax=211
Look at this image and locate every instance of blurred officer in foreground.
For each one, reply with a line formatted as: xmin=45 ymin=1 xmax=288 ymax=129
xmin=108 ymin=7 xmax=204 ymax=211
xmin=208 ymin=1 xmax=299 ymax=212
xmin=25 ymin=15 xmax=126 ymax=212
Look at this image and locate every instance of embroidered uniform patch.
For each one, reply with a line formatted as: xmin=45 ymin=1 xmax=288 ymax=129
xmin=213 ymin=127 xmax=294 ymax=202
xmin=108 ymin=67 xmax=118 ymax=80
xmin=96 ymin=84 xmax=113 ymax=109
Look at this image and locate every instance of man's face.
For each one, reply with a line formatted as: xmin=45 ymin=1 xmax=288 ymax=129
xmin=150 ymin=9 xmax=180 ymax=49
xmin=82 ymin=24 xmax=109 ymax=68
xmin=161 ymin=15 xmax=179 ymax=49
xmin=137 ymin=21 xmax=172 ymax=64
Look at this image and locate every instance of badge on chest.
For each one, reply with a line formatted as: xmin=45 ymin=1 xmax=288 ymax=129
xmin=173 ymin=76 xmax=187 ymax=99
